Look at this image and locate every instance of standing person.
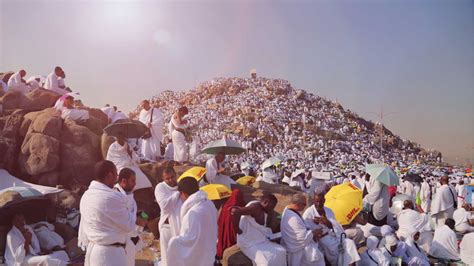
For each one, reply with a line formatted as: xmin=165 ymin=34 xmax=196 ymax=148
xmin=44 ymin=66 xmax=69 ymax=95
xmin=114 ymin=168 xmax=144 ymax=266
xmin=431 ymin=176 xmax=456 ymax=227
xmin=139 ymin=100 xmax=164 ymax=161
xmin=7 ymin=69 xmax=30 ymax=93
xmin=206 ymin=151 xmax=236 ymax=189
xmin=78 ymin=160 xmax=146 ymax=266
xmin=455 ymin=180 xmax=467 ymax=209
xmin=167 ymin=177 xmax=218 ymax=266
xmin=363 ymin=175 xmax=390 ymax=226
xmin=419 ymin=179 xmax=431 ymax=213
xmin=281 ymin=193 xmax=325 ymax=266
xmin=154 ymin=167 xmax=183 ymax=266
xmin=168 ymin=106 xmax=189 ymax=163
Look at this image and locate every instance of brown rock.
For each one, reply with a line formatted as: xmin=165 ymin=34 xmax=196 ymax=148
xmin=30 ymin=110 xmax=63 ymax=139
xmin=35 ymin=171 xmax=60 ymax=187
xmin=100 ymin=133 xmax=115 ymax=160
xmin=59 ymin=119 xmax=101 ymax=186
xmin=0 ymin=90 xmax=22 ymax=110
xmin=20 ymin=133 xmax=60 ymax=176
xmin=19 ymin=110 xmax=45 ymax=137
xmin=2 ymin=109 xmax=28 ymax=138
xmin=18 ymin=88 xmax=61 ymax=111
xmin=0 ymin=138 xmax=19 ymax=172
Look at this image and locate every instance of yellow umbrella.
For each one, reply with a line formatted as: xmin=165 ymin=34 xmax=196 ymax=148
xmin=200 ymin=184 xmax=232 ymax=200
xmin=236 ymin=176 xmax=256 ymax=186
xmin=324 ymin=182 xmax=363 ymax=225
xmin=178 ymin=167 xmax=206 ymax=182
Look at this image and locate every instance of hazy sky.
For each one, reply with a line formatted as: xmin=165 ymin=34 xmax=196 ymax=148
xmin=1 ymin=0 xmax=473 ymax=164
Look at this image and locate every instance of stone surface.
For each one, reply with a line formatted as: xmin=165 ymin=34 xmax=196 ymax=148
xmin=18 ymin=88 xmax=61 ymax=111
xmin=20 ymin=132 xmax=60 ymax=176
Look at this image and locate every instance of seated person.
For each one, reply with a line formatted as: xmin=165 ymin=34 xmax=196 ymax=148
xmin=205 ymin=152 xmax=236 ymax=189
xmin=258 ymin=165 xmax=280 ymax=184
xmin=32 ymin=222 xmax=66 ymax=252
xmin=281 ymin=193 xmax=325 ymax=266
xmin=302 ymin=192 xmax=360 ymax=265
xmin=44 ymin=66 xmax=70 ymax=95
xmin=5 ymin=213 xmax=69 ymax=266
xmin=58 ymin=95 xmax=89 ymax=121
xmin=359 ymin=236 xmax=390 ymax=266
xmin=7 ymin=70 xmax=30 ymax=93
xmin=396 ymin=200 xmax=432 ymax=251
xmin=381 ymin=235 xmax=410 ymax=265
xmin=429 ymin=218 xmax=461 ymax=262
xmin=233 ymin=193 xmax=286 ymax=266
xmin=453 ymin=203 xmax=474 ymax=233
xmin=404 ymin=231 xmax=430 ymax=266
xmin=106 ymin=132 xmax=152 ymax=191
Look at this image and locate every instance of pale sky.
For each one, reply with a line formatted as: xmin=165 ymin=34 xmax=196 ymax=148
xmin=1 ymin=0 xmax=473 ymax=164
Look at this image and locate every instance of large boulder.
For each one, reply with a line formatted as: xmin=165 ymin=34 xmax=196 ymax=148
xmin=0 ymin=91 xmax=22 ymax=110
xmin=59 ymin=119 xmax=101 ymax=186
xmin=18 ymin=88 xmax=61 ymax=111
xmin=2 ymin=109 xmax=28 ymax=138
xmin=19 ymin=110 xmax=44 ymax=137
xmin=30 ymin=109 xmax=63 ymax=139
xmin=0 ymin=137 xmax=19 ymax=173
xmin=20 ymin=132 xmax=60 ymax=176
xmin=100 ymin=133 xmax=115 ymax=159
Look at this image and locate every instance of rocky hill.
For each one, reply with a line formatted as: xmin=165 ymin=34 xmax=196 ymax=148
xmin=131 ymin=76 xmax=442 ymax=173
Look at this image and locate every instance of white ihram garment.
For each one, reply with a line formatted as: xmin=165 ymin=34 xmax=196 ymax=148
xmin=106 ymin=141 xmax=152 ymax=190
xmin=139 ymin=107 xmax=164 ymax=160
xmin=281 ymin=207 xmax=324 ymax=266
xmin=205 ymin=157 xmax=236 ymax=189
xmin=236 ymin=202 xmax=287 ymax=266
xmin=44 ymin=72 xmax=69 ymax=95
xmin=78 ymin=181 xmax=136 ymax=266
xmin=154 ymin=182 xmax=182 ymax=266
xmin=167 ymin=191 xmax=218 ymax=266
xmin=168 ymin=115 xmax=188 ymax=162
xmin=5 ymin=225 xmax=69 ymax=266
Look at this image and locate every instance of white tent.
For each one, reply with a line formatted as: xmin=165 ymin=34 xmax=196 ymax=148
xmin=0 ymin=169 xmax=62 ymax=195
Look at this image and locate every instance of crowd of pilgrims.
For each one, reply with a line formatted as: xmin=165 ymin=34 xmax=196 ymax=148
xmin=2 ymin=72 xmax=472 ymax=265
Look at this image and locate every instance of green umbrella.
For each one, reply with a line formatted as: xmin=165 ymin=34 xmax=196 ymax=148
xmin=365 ymin=164 xmax=400 ymax=186
xmin=201 ymin=137 xmax=246 ymax=155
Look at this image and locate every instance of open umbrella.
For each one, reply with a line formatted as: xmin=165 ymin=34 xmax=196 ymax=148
xmin=178 ymin=167 xmax=206 ymax=182
xmin=324 ymin=182 xmax=363 ymax=225
xmin=365 ymin=164 xmax=400 ymax=186
xmin=0 ymin=186 xmax=42 ymax=198
xmin=291 ymin=169 xmax=306 ymax=179
xmin=200 ymin=184 xmax=232 ymax=200
xmin=261 ymin=156 xmax=283 ymax=170
xmin=103 ymin=119 xmax=148 ymax=139
xmin=236 ymin=176 xmax=256 ymax=186
xmin=201 ymin=137 xmax=246 ymax=155
xmin=404 ymin=173 xmax=423 ymax=183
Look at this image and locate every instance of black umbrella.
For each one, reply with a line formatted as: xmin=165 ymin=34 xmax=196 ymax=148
xmin=103 ymin=119 xmax=148 ymax=139
xmin=0 ymin=197 xmax=51 ymax=226
xmin=404 ymin=173 xmax=423 ymax=183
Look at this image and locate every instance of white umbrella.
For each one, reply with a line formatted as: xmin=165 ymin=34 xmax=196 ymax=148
xmin=291 ymin=169 xmax=306 ymax=179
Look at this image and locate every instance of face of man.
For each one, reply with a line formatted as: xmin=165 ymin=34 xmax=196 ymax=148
xmin=19 ymin=70 xmax=26 ymax=77
xmin=55 ymin=68 xmax=63 ymax=76
xmin=413 ymin=232 xmax=420 ymax=242
xmin=162 ymin=171 xmax=177 ymax=188
xmin=121 ymin=174 xmax=136 ymax=192
xmin=313 ymin=194 xmax=325 ymax=210
xmin=12 ymin=214 xmax=26 ymax=229
xmin=261 ymin=199 xmax=276 ymax=213
xmin=105 ymin=168 xmax=118 ymax=188
xmin=64 ymin=97 xmax=74 ymax=108
xmin=141 ymin=101 xmax=150 ymax=111
xmin=216 ymin=153 xmax=225 ymax=163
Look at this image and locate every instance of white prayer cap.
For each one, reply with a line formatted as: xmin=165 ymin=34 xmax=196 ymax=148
xmin=385 ymin=235 xmax=398 ymax=248
xmin=366 ymin=236 xmax=379 ymax=250
xmin=380 ymin=225 xmax=394 ymax=237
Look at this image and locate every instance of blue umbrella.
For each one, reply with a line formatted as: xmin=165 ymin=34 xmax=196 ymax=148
xmin=365 ymin=164 xmax=400 ymax=186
